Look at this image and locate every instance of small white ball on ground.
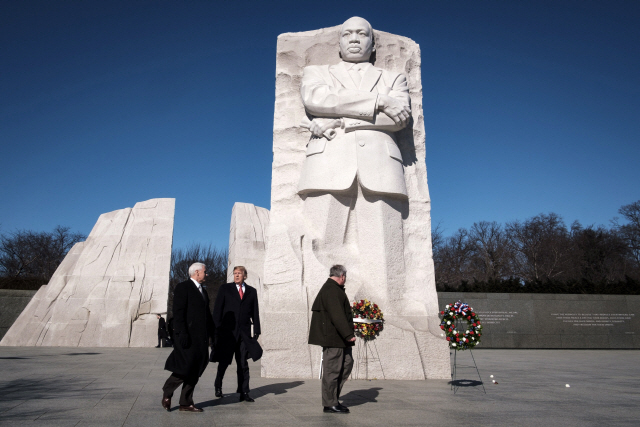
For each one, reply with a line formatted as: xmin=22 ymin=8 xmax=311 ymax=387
xmin=566 ymin=384 xmax=570 ymax=388
xmin=490 ymin=375 xmax=494 ymax=378
xmin=492 ymin=380 xmax=495 ymax=383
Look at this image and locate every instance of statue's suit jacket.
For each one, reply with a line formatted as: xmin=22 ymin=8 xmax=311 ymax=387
xmin=299 ymin=61 xmax=410 ymax=198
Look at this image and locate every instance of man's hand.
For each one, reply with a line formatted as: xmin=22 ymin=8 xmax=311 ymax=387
xmin=309 ymin=118 xmax=342 ymax=138
xmin=349 ymin=337 xmax=357 ymax=342
xmin=377 ymin=95 xmax=411 ymax=127
xmin=179 ymin=333 xmax=190 ymax=349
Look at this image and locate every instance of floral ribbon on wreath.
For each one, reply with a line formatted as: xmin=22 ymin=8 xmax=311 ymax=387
xmin=438 ymin=300 xmax=483 ymax=351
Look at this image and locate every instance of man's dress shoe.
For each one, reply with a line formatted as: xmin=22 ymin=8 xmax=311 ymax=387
xmin=337 ymin=403 xmax=350 ymax=412
xmin=215 ymin=387 xmax=224 ymax=398
xmin=161 ymin=397 xmax=171 ymax=411
xmin=324 ymin=405 xmax=349 ymax=413
xmin=239 ymin=393 xmax=254 ymax=402
xmin=179 ymin=405 xmax=203 ymax=412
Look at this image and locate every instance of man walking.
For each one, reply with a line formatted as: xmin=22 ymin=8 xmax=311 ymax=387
xmin=308 ymin=265 xmax=356 ymax=414
xmin=212 ymin=266 xmax=262 ymax=402
xmin=161 ymin=263 xmax=214 ymax=413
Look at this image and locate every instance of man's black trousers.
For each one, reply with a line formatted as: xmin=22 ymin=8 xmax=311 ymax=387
xmin=215 ymin=338 xmax=250 ymax=393
xmin=162 ymin=373 xmax=198 ymax=406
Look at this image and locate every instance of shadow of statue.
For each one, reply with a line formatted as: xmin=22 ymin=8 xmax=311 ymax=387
xmin=339 ymin=387 xmax=382 ymax=407
xmin=200 ymin=380 xmax=305 ymax=408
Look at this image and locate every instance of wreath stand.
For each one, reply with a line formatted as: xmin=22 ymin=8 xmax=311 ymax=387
xmin=450 ymin=348 xmax=485 ymax=394
xmin=352 ymin=337 xmax=384 ymax=380
xmin=351 ymin=317 xmax=385 ymax=380
xmin=317 ymin=339 xmax=384 ymax=380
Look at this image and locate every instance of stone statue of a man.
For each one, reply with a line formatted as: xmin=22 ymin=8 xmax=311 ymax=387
xmin=298 ymin=16 xmax=412 ymax=305
xmin=298 ymin=16 xmax=411 ymax=197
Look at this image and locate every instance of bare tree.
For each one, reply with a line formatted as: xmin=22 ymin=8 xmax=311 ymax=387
xmin=614 ymin=200 xmax=640 ymax=267
xmin=0 ymin=226 xmax=85 ymax=288
xmin=167 ymin=243 xmax=228 ymax=319
xmin=468 ymin=221 xmax=510 ymax=282
xmin=569 ymin=223 xmax=629 ymax=284
xmin=505 ymin=213 xmax=571 ymax=283
xmin=433 ymin=228 xmax=473 ymax=289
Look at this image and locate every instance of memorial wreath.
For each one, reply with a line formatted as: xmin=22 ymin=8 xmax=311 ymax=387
xmin=352 ymin=299 xmax=384 ymax=341
xmin=439 ymin=301 xmax=482 ymax=350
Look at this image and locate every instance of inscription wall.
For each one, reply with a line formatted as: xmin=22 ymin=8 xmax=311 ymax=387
xmin=438 ymin=293 xmax=640 ymax=349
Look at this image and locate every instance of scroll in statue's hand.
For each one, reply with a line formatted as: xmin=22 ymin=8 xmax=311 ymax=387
xmin=300 ymin=117 xmax=342 ymax=140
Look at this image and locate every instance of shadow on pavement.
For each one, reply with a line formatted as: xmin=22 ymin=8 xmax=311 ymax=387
xmin=199 ymin=380 xmax=305 ymax=408
xmin=448 ymin=379 xmax=483 ymax=387
xmin=63 ymin=352 xmax=102 ymax=356
xmin=341 ymin=387 xmax=382 ymax=406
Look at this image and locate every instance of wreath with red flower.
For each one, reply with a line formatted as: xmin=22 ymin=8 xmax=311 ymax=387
xmin=439 ymin=301 xmax=482 ymax=350
xmin=351 ymin=299 xmax=384 ymax=341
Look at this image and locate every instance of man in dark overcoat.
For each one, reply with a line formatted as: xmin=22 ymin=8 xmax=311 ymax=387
xmin=162 ymin=262 xmax=214 ymax=413
xmin=308 ymin=264 xmax=356 ymax=414
xmin=211 ymin=265 xmax=261 ymax=402
xmin=156 ymin=314 xmax=167 ymax=348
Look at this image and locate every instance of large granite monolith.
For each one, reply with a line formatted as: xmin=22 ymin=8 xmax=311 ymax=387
xmin=259 ymin=19 xmax=450 ymax=380
xmin=227 ymin=202 xmax=270 ymax=300
xmin=0 ymin=198 xmax=175 ymax=347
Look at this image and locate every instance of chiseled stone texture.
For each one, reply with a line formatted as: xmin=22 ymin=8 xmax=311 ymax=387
xmin=227 ymin=202 xmax=270 ymax=300
xmin=0 ymin=198 xmax=175 ymax=348
xmin=261 ymin=23 xmax=449 ymax=380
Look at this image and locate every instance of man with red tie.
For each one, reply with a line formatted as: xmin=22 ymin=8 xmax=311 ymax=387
xmin=211 ymin=266 xmax=262 ymax=402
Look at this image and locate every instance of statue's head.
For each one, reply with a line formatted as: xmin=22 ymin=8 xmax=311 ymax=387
xmin=339 ymin=16 xmax=375 ymax=63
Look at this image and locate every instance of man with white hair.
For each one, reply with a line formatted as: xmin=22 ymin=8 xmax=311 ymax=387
xmin=161 ymin=262 xmax=214 ymax=413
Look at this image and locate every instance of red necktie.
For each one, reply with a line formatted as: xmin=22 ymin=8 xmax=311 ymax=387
xmin=238 ymin=285 xmax=244 ymax=300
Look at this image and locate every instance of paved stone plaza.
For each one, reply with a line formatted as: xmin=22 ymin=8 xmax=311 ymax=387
xmin=0 ymin=347 xmax=638 ymax=426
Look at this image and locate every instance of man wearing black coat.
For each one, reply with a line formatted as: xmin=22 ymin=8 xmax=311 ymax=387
xmin=161 ymin=263 xmax=214 ymax=413
xmin=156 ymin=314 xmax=167 ymax=348
xmin=308 ymin=265 xmax=356 ymax=414
xmin=211 ymin=266 xmax=261 ymax=402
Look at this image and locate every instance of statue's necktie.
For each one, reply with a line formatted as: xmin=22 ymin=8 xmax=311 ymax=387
xmin=350 ymin=65 xmax=362 ymax=87
xmin=238 ymin=285 xmax=244 ymax=300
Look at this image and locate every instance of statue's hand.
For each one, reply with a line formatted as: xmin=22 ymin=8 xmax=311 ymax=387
xmin=309 ymin=118 xmax=342 ymax=138
xmin=378 ymin=95 xmax=411 ymax=127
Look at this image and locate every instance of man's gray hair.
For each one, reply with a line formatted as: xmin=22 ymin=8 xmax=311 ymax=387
xmin=329 ymin=264 xmax=347 ymax=278
xmin=188 ymin=262 xmax=206 ymax=277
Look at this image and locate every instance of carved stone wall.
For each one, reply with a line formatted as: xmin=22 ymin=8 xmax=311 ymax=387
xmin=227 ymin=202 xmax=270 ymax=300
xmin=260 ymin=24 xmax=449 ymax=380
xmin=0 ymin=198 xmax=175 ymax=347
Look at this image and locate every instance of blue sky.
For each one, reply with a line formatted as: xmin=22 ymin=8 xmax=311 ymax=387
xmin=1 ymin=0 xmax=639 ymax=251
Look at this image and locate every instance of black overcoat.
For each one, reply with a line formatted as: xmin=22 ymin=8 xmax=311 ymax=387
xmin=158 ymin=317 xmax=167 ymax=339
xmin=211 ymin=282 xmax=262 ymax=364
xmin=164 ymin=279 xmax=215 ymax=378
xmin=308 ymin=278 xmax=355 ymax=348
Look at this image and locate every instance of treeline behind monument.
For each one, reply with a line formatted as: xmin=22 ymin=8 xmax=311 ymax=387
xmin=3 ymin=201 xmax=638 ymax=296
xmin=433 ymin=201 xmax=640 ymax=294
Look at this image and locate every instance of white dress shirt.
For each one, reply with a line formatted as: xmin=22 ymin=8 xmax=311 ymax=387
xmin=191 ymin=278 xmax=203 ymax=295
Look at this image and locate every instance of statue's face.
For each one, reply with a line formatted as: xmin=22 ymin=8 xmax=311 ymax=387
xmin=339 ymin=17 xmax=374 ymax=63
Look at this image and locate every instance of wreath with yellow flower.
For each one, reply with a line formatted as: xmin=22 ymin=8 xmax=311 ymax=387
xmin=352 ymin=299 xmax=384 ymax=341
xmin=439 ymin=301 xmax=482 ymax=351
